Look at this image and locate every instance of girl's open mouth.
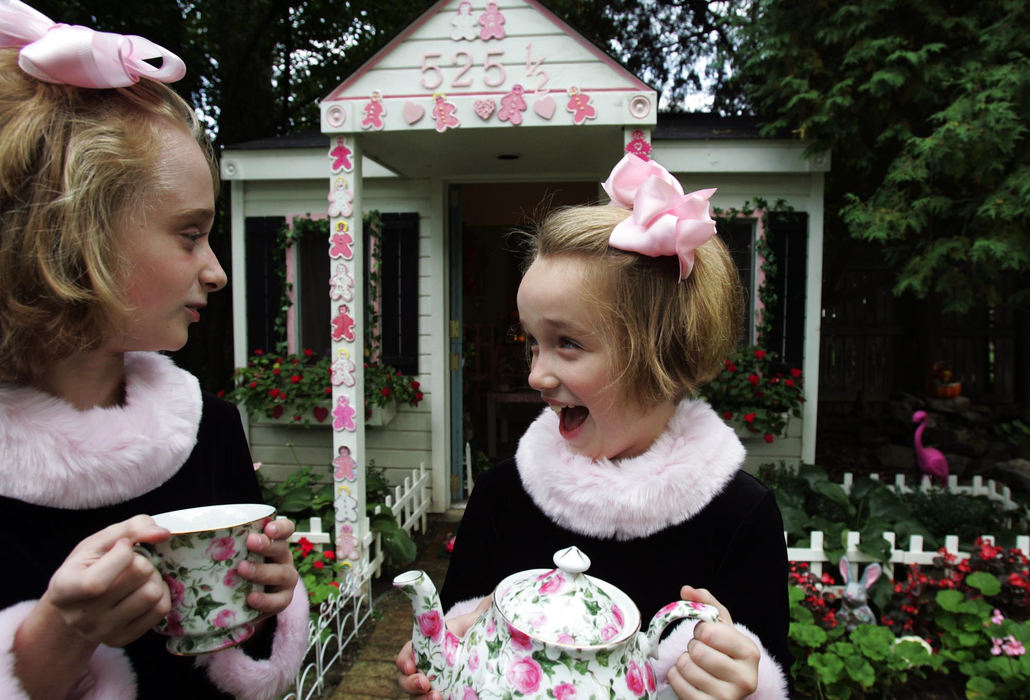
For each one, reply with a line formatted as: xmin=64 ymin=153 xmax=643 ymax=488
xmin=558 ymin=405 xmax=589 ymax=437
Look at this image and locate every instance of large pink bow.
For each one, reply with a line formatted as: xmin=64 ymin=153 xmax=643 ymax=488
xmin=602 ymin=153 xmax=717 ymax=281
xmin=0 ymin=0 xmax=185 ymax=89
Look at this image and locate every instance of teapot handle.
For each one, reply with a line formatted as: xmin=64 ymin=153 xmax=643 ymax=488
xmin=643 ymin=600 xmax=719 ymax=657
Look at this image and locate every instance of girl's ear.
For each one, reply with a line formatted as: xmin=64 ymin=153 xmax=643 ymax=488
xmin=839 ymin=557 xmax=850 ymax=583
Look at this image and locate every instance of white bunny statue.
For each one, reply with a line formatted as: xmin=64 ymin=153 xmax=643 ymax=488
xmin=838 ymin=557 xmax=882 ymax=631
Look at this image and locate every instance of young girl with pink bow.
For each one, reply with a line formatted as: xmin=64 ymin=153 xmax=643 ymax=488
xmin=0 ymin=2 xmax=308 ymax=697
xmin=397 ymin=154 xmax=792 ymax=699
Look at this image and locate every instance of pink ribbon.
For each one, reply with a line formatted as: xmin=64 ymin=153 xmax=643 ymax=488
xmin=602 ymin=153 xmax=717 ymax=281
xmin=0 ymin=0 xmax=185 ymax=89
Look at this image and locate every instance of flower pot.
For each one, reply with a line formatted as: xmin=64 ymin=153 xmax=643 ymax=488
xmin=366 ymin=399 xmax=397 ymax=427
xmin=933 ymin=381 xmax=962 ymax=399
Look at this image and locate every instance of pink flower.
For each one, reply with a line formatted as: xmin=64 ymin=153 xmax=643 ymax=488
xmin=508 ymin=623 xmax=533 ymax=650
xmin=600 ymin=624 xmax=619 ymax=641
xmin=417 ymin=610 xmax=443 ymax=641
xmin=468 ymin=649 xmax=480 ymax=671
xmin=646 ymin=663 xmax=657 ymax=691
xmin=613 ymin=604 xmax=625 ymax=627
xmin=461 ymin=689 xmax=479 ymax=700
xmin=213 ymin=609 xmax=237 ymax=628
xmin=444 ymin=630 xmax=460 ymax=667
xmin=205 ymin=536 xmax=237 ymax=562
xmin=991 ymin=609 xmax=1005 ymax=625
xmin=164 ymin=610 xmax=184 ymax=636
xmin=163 ymin=573 xmax=186 ymax=608
xmin=554 ymin=683 xmax=577 ymax=699
xmin=222 ymin=568 xmax=239 ymax=587
xmin=539 ymin=572 xmax=566 ymax=595
xmin=505 ymin=656 xmax=542 ymax=694
xmin=657 ymin=602 xmax=680 ymax=616
xmin=625 ymin=660 xmax=647 ymax=697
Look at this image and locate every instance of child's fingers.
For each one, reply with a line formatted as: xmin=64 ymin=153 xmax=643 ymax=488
xmin=680 ymin=585 xmax=733 ymax=624
xmin=395 ymin=641 xmax=442 ymax=698
xmin=667 ymin=622 xmax=760 ymax=699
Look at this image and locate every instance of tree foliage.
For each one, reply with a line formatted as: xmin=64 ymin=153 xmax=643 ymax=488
xmin=735 ymin=0 xmax=1030 ymax=311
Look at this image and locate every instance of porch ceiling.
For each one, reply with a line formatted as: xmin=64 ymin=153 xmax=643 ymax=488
xmin=357 ymin=124 xmax=627 ymax=181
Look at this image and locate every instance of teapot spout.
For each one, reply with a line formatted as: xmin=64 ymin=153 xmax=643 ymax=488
xmin=393 ymin=570 xmax=451 ymax=686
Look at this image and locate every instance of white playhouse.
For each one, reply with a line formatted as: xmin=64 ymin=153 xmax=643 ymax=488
xmin=220 ymin=0 xmax=829 ymax=588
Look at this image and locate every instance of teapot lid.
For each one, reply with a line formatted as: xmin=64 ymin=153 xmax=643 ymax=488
xmin=494 ymin=546 xmax=640 ymax=647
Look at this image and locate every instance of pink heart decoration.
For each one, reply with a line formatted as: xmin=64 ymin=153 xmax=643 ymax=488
xmin=312 ymin=406 xmax=329 ymax=423
xmin=403 ymin=101 xmax=425 ymax=125
xmin=534 ymin=95 xmax=556 ymax=120
xmin=473 ymin=99 xmax=495 ymax=120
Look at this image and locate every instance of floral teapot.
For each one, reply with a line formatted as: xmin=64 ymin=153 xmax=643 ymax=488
xmin=393 ymin=545 xmax=719 ymax=699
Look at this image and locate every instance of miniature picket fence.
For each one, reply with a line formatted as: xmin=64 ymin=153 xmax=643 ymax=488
xmin=788 ymin=471 xmax=1030 ymax=583
xmin=283 ymin=462 xmax=431 ymax=700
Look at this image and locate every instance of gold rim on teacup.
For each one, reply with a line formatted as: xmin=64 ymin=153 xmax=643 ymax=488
xmin=150 ymin=503 xmax=275 ymax=534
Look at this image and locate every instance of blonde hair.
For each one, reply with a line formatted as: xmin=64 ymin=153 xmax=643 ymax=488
xmin=0 ymin=50 xmax=217 ymax=382
xmin=524 ymin=205 xmax=744 ymax=406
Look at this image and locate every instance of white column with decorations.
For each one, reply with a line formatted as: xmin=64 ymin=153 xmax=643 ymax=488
xmin=322 ymin=106 xmax=368 ymax=592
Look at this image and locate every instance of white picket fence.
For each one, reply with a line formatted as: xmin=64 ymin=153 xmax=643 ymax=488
xmin=787 ymin=471 xmax=1030 ymax=582
xmin=282 ymin=462 xmax=432 ymax=700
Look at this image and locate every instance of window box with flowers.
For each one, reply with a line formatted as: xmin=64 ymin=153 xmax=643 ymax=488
xmin=223 ymin=349 xmax=423 ymax=427
xmin=697 ymin=346 xmax=804 ymax=444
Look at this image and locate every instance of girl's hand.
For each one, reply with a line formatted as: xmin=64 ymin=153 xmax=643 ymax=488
xmin=239 ymin=517 xmax=300 ymax=615
xmin=396 ymin=596 xmax=492 ymax=698
xmin=666 ymin=586 xmax=760 ymax=700
xmin=39 ymin=514 xmax=172 ymax=647
xmin=14 ymin=516 xmax=171 ymax=698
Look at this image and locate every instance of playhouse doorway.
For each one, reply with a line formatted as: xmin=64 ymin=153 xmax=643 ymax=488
xmin=454 ymin=181 xmax=598 ymax=489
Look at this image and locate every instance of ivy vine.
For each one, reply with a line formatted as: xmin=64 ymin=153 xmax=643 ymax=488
xmin=714 ymin=198 xmax=794 ymax=347
xmin=270 ymin=211 xmax=385 ymax=356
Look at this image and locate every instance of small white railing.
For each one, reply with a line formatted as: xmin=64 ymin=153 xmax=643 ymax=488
xmin=283 ymin=462 xmax=432 ymax=700
xmin=842 ymin=471 xmax=1025 ymax=513
xmin=787 ymin=472 xmax=1029 ymax=582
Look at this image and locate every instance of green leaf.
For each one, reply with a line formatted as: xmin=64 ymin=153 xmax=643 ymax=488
xmin=965 ymin=571 xmax=1001 ymax=596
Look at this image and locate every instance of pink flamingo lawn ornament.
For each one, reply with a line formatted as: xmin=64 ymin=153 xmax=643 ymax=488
xmin=912 ymin=410 xmax=949 ymax=485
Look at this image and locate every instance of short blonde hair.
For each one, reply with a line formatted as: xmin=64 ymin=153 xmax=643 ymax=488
xmin=524 ymin=205 xmax=744 ymax=406
xmin=0 ymin=50 xmax=217 ymax=382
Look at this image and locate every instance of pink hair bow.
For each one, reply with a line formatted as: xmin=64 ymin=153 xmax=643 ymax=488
xmin=602 ymin=153 xmax=717 ymax=281
xmin=0 ymin=0 xmax=185 ymax=89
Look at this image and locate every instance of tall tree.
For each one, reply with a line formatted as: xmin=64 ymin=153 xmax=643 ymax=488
xmin=734 ymin=0 xmax=1030 ymax=313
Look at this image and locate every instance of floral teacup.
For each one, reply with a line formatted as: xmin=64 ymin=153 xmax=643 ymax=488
xmin=137 ymin=503 xmax=275 ymax=655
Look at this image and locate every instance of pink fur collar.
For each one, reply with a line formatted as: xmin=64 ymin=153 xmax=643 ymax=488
xmin=515 ymin=398 xmax=745 ymax=540
xmin=0 ymin=352 xmax=202 ymax=508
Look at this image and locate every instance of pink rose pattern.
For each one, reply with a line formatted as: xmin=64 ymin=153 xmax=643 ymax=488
xmin=205 ymin=536 xmax=236 ymax=562
xmin=506 ymin=656 xmax=543 ymax=694
xmin=554 ymin=683 xmax=577 ymax=699
xmin=149 ymin=522 xmax=264 ymax=654
xmin=418 ymin=610 xmax=444 ymax=642
xmin=626 ymin=660 xmax=647 ymax=697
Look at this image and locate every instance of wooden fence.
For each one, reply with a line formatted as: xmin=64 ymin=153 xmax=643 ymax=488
xmin=787 ymin=471 xmax=1029 ymax=582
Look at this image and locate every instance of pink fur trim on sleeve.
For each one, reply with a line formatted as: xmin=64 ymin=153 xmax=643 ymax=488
xmin=653 ymin=619 xmax=789 ymax=700
xmin=197 ymin=579 xmax=310 ymax=700
xmin=0 ymin=601 xmax=136 ymax=700
xmin=444 ymin=597 xmax=487 ymax=621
